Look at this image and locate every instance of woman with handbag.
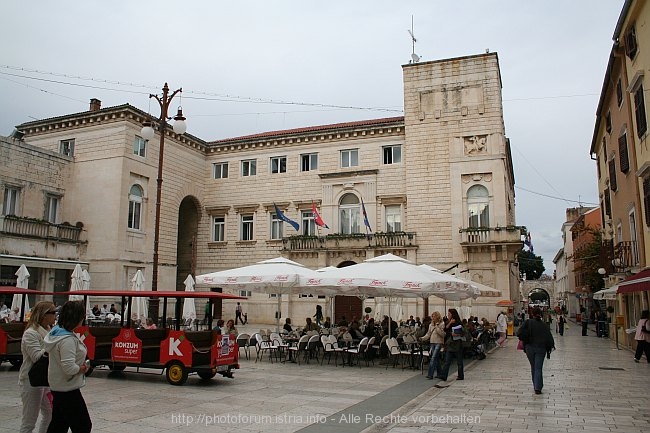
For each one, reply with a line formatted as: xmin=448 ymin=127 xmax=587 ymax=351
xmin=19 ymin=301 xmax=57 ymax=433
xmin=43 ymin=301 xmax=91 ymax=433
xmin=633 ymin=310 xmax=650 ymax=363
xmin=437 ymin=308 xmax=466 ymax=382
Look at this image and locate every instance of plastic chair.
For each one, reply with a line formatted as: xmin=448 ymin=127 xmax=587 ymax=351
xmin=236 ymin=333 xmax=251 ymax=360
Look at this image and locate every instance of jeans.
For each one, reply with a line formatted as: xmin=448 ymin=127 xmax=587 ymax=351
xmin=427 ymin=343 xmax=442 ymax=378
xmin=20 ymin=382 xmax=52 ymax=433
xmin=439 ymin=349 xmax=464 ymax=380
xmin=47 ymin=389 xmax=91 ymax=433
xmin=525 ymin=345 xmax=546 ymax=391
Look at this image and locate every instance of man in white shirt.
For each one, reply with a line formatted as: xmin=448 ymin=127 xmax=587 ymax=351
xmin=496 ymin=311 xmax=508 ymax=347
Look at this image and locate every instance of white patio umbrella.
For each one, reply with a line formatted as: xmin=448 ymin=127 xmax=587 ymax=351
xmin=196 ymin=257 xmax=329 ymax=331
xmin=302 ymin=254 xmax=479 ymax=335
xmin=68 ymin=264 xmax=93 ymax=317
xmin=12 ymin=264 xmax=31 ymax=317
xmin=182 ymin=274 xmax=197 ymax=322
xmin=129 ymin=270 xmax=148 ymax=323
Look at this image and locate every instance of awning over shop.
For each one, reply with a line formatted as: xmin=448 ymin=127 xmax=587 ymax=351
xmin=0 ymin=254 xmax=88 ymax=270
xmin=618 ymin=269 xmax=650 ymax=294
xmin=593 ymin=285 xmax=619 ymax=300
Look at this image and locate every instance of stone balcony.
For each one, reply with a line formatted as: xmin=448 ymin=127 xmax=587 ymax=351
xmin=458 ymin=226 xmax=526 ymax=244
xmin=282 ymin=231 xmax=417 ymax=256
xmin=0 ymin=215 xmax=85 ymax=243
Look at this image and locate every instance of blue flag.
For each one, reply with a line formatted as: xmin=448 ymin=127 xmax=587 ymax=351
xmin=274 ymin=204 xmax=299 ymax=231
xmin=361 ymin=198 xmax=372 ymax=232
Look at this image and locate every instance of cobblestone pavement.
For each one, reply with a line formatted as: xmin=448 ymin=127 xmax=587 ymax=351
xmin=0 ymin=322 xmax=647 ymax=432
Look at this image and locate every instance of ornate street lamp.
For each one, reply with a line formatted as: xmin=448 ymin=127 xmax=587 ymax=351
xmin=141 ymin=83 xmax=187 ymax=321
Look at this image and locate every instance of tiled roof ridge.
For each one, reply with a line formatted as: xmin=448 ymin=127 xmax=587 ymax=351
xmin=208 ymin=116 xmax=404 ymax=144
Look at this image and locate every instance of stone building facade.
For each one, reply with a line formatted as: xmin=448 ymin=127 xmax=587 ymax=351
xmin=1 ymin=52 xmax=522 ymax=323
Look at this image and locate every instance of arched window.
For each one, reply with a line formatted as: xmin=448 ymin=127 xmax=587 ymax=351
xmin=467 ymin=185 xmax=489 ymax=228
xmin=339 ymin=193 xmax=361 ymax=234
xmin=128 ymin=185 xmax=144 ymax=230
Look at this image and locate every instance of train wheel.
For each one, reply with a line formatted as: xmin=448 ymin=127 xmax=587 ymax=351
xmin=166 ymin=361 xmax=188 ymax=386
xmin=197 ymin=370 xmax=217 ymax=380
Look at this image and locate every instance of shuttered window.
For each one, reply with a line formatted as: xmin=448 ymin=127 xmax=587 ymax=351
xmin=619 ymin=133 xmax=629 ymax=174
xmin=644 ymin=178 xmax=650 ymax=226
xmin=608 ymin=159 xmax=617 ymax=191
xmin=604 ymin=188 xmax=611 ymax=217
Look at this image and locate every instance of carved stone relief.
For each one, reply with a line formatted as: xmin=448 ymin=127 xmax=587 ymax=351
xmin=461 ymin=173 xmax=493 ymax=184
xmin=463 ymin=135 xmax=488 ymax=155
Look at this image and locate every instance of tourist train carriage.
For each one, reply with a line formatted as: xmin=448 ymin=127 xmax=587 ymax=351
xmin=58 ymin=289 xmax=245 ymax=385
xmin=0 ymin=286 xmax=45 ymax=367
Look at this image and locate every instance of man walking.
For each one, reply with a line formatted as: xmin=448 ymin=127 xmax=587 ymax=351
xmin=235 ymin=302 xmax=245 ymax=325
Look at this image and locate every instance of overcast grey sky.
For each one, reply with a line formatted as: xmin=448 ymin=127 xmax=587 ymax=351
xmin=0 ymin=1 xmax=624 ymax=273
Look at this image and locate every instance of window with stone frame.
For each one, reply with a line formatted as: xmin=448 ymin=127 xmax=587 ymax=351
xmin=624 ymin=24 xmax=637 ymax=60
xmin=241 ymin=159 xmax=257 ymax=177
xmin=385 ymin=205 xmax=402 ymax=232
xmin=44 ymin=194 xmax=60 ymax=224
xmin=270 ymin=156 xmax=287 ymax=174
xmin=467 ymin=185 xmax=490 ymax=228
xmin=241 ymin=214 xmax=254 ymax=240
xmin=59 ymin=139 xmax=75 ymax=157
xmin=301 ymin=210 xmax=316 ymax=236
xmin=128 ymin=185 xmax=144 ymax=230
xmin=2 ymin=186 xmax=20 ymax=216
xmin=616 ymin=78 xmax=623 ymax=107
xmin=339 ymin=193 xmax=361 ymax=234
xmin=605 ymin=111 xmax=612 ymax=134
xmin=301 ymin=153 xmax=318 ymax=172
xmin=340 ymin=149 xmax=359 ymax=168
xmin=213 ymin=162 xmax=228 ymax=179
xmin=604 ymin=188 xmax=611 ymax=218
xmin=212 ymin=216 xmax=225 ymax=242
xmin=383 ymin=145 xmax=401 ymax=165
xmin=133 ymin=136 xmax=146 ymax=157
xmin=270 ymin=212 xmax=283 ymax=240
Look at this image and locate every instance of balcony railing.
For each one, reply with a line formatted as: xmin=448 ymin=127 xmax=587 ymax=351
xmin=613 ymin=240 xmax=639 ymax=271
xmin=458 ymin=226 xmax=526 ymax=244
xmin=0 ymin=215 xmax=83 ymax=243
xmin=282 ymin=231 xmax=416 ymax=252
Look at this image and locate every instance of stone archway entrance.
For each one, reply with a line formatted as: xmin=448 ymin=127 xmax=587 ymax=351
xmin=176 ymin=196 xmax=200 ymax=291
xmin=527 ymin=287 xmax=551 ymax=314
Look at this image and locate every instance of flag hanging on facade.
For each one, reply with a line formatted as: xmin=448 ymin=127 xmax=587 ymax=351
xmin=524 ymin=231 xmax=534 ymax=253
xmin=274 ymin=203 xmax=300 ymax=231
xmin=312 ymin=201 xmax=329 ymax=229
xmin=361 ymin=197 xmax=372 ymax=232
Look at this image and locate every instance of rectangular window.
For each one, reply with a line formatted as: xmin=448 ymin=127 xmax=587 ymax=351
xmin=239 ymin=290 xmax=252 ymax=297
xmin=270 ymin=156 xmax=287 ymax=174
xmin=44 ymin=195 xmax=60 ymax=223
xmin=604 ymin=188 xmax=611 ymax=217
xmin=2 ymin=187 xmax=20 ymax=215
xmin=383 ymin=145 xmax=402 ymax=164
xmin=59 ymin=139 xmax=75 ymax=157
xmin=385 ymin=205 xmax=402 ymax=232
xmin=634 ymin=84 xmax=647 ymax=138
xmin=625 ymin=25 xmax=637 ymax=60
xmin=608 ymin=158 xmax=617 ymax=191
xmin=301 ymin=153 xmax=318 ymax=172
xmin=133 ymin=136 xmax=146 ymax=157
xmin=241 ymin=159 xmax=256 ymax=177
xmin=643 ymin=177 xmax=650 ymax=227
xmin=212 ymin=216 xmax=225 ymax=242
xmin=616 ymin=79 xmax=623 ymax=107
xmin=213 ymin=162 xmax=229 ymax=179
xmin=340 ymin=149 xmax=359 ymax=168
xmin=269 ymin=294 xmax=278 ymax=298
xmin=128 ymin=198 xmax=141 ymax=230
xmin=241 ymin=214 xmax=254 ymax=240
xmin=270 ymin=213 xmax=283 ymax=240
xmin=619 ymin=132 xmax=629 ymax=174
xmin=301 ymin=211 xmax=316 ymax=236
xmin=605 ymin=111 xmax=612 ymax=134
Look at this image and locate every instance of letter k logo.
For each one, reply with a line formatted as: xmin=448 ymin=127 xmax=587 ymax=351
xmin=168 ymin=337 xmax=183 ymax=356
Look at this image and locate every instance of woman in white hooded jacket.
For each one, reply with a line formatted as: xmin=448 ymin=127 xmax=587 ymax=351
xmin=18 ymin=301 xmax=56 ymax=433
xmin=42 ymin=300 xmax=91 ymax=433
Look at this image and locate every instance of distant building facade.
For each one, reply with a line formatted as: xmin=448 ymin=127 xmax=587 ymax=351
xmin=1 ymin=53 xmax=522 ymax=322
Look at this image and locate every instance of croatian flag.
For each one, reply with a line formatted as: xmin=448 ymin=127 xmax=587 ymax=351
xmin=312 ymin=201 xmax=329 ymax=229
xmin=274 ymin=204 xmax=299 ymax=231
xmin=361 ymin=197 xmax=372 ymax=232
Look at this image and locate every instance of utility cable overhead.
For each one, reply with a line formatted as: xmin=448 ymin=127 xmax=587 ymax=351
xmin=515 ymin=185 xmax=598 ymax=205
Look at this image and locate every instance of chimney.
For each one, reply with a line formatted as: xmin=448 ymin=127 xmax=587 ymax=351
xmin=89 ymin=98 xmax=101 ymax=111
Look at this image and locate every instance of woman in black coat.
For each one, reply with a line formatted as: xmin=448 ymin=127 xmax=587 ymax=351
xmin=517 ymin=307 xmax=555 ymax=394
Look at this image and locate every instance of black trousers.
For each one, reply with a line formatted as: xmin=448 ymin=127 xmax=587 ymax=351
xmin=47 ymin=389 xmax=92 ymax=433
xmin=581 ymin=321 xmax=588 ymax=336
xmin=635 ymin=340 xmax=650 ymax=362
